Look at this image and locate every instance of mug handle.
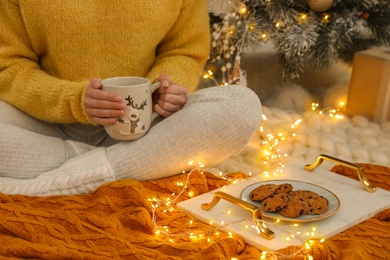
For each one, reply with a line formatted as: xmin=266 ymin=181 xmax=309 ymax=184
xmin=151 ymin=82 xmax=162 ymax=121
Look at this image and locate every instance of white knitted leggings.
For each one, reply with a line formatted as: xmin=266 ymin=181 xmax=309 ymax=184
xmin=0 ymin=85 xmax=262 ymax=195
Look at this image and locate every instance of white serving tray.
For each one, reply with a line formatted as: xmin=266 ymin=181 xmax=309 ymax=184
xmin=177 ymin=160 xmax=390 ymax=251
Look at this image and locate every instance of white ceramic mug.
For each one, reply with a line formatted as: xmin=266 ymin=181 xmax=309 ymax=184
xmin=101 ymin=76 xmax=161 ymax=140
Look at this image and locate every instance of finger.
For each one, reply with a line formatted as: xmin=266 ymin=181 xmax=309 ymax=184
xmin=84 ymin=95 xmax=124 ymax=111
xmin=90 ymin=78 xmax=102 ymax=89
xmin=158 ymin=84 xmax=188 ymax=95
xmin=156 ymin=99 xmax=183 ymax=114
xmin=87 ymin=87 xmax=122 ymax=103
xmin=159 ymin=93 xmax=187 ymax=105
xmin=90 ymin=116 xmax=118 ymax=125
xmin=154 ymin=103 xmax=173 ymax=118
xmin=86 ymin=105 xmax=124 ymax=117
xmin=157 ymin=74 xmax=171 ymax=88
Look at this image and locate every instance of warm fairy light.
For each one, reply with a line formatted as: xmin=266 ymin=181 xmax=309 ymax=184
xmin=248 ymin=22 xmax=256 ymax=32
xmin=311 ymin=101 xmax=345 ymax=119
xmin=227 ymin=25 xmax=237 ymax=36
xmin=297 ymin=13 xmax=308 ymax=23
xmin=188 ymin=191 xmax=195 ymax=197
xmin=202 ymin=70 xmax=221 ymax=86
xmin=260 ymin=32 xmax=269 ymax=41
xmin=238 ymin=4 xmax=247 ymax=15
xmin=322 ymin=14 xmax=331 ymax=23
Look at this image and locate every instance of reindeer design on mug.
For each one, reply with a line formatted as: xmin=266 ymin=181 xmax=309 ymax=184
xmin=117 ymin=95 xmax=147 ymax=135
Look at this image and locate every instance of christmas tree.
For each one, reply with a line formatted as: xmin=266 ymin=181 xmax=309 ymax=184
xmin=208 ymin=0 xmax=390 ymax=82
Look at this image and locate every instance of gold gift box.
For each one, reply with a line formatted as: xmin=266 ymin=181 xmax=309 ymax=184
xmin=346 ymin=47 xmax=390 ymax=123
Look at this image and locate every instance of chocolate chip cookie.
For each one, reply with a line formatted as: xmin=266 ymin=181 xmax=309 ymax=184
xmin=262 ymin=193 xmax=290 ymax=212
xmin=249 ymin=184 xmax=278 ymax=201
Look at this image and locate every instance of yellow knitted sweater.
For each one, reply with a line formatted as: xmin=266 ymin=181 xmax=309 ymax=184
xmin=0 ymin=0 xmax=210 ymax=124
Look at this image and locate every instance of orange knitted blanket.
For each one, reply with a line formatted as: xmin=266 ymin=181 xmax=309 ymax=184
xmin=0 ymin=164 xmax=389 ymax=260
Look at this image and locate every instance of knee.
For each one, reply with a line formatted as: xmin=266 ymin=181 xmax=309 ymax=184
xmin=191 ymin=85 xmax=262 ymax=147
xmin=219 ymin=85 xmax=263 ymax=131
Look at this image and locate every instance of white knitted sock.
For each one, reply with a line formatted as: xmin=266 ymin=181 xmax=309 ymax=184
xmin=0 ymin=148 xmax=114 ymax=196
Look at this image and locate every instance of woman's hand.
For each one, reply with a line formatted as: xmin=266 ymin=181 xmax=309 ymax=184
xmin=153 ymin=74 xmax=188 ymax=117
xmin=84 ymin=78 xmax=124 ymax=125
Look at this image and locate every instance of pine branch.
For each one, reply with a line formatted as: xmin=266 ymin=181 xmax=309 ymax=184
xmin=208 ymin=0 xmax=390 ymax=80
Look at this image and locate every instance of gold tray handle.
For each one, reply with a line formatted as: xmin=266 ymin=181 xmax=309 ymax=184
xmin=304 ymin=154 xmax=376 ymax=193
xmin=201 ymin=191 xmax=275 ymax=240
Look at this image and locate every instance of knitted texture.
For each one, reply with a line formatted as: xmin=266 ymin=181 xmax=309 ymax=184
xmin=0 ymin=148 xmax=115 ymax=195
xmin=210 ymin=106 xmax=390 ymax=177
xmin=0 ymin=165 xmax=389 ymax=259
xmin=0 ymin=0 xmax=210 ymax=124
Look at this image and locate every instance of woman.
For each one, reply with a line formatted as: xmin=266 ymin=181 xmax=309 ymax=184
xmin=0 ymin=0 xmax=262 ymax=195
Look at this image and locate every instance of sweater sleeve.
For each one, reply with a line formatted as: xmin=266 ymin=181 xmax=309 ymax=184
xmin=146 ymin=0 xmax=211 ymax=93
xmin=0 ymin=1 xmax=92 ymax=124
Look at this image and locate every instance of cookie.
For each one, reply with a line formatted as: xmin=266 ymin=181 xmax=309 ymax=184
xmin=306 ymin=195 xmax=329 ymax=215
xmin=249 ymin=184 xmax=278 ymax=201
xmin=275 ymin=183 xmax=293 ymax=194
xmin=279 ymin=192 xmax=309 ymax=218
xmin=261 ymin=193 xmax=290 ymax=212
xmin=293 ymin=190 xmax=328 ymax=215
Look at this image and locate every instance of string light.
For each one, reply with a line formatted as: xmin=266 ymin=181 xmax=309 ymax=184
xmin=311 ymin=102 xmax=345 ymax=119
xmin=147 ymin=99 xmax=345 ymax=258
xmin=322 ymin=13 xmax=331 ymax=23
xmin=238 ymin=4 xmax=248 ymax=15
xmin=261 ymin=33 xmax=269 ymax=41
xmin=297 ymin=13 xmax=308 ymax=23
xmin=203 ymin=70 xmax=221 ymax=86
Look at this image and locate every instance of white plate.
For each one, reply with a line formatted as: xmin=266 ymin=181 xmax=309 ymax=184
xmin=240 ymin=180 xmax=341 ymax=222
